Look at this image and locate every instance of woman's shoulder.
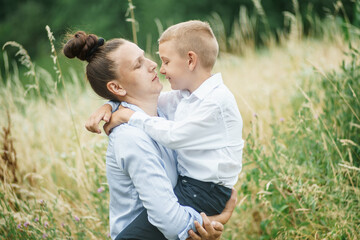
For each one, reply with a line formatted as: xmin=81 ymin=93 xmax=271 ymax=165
xmin=109 ymin=124 xmax=161 ymax=163
xmin=109 ymin=124 xmax=153 ymax=146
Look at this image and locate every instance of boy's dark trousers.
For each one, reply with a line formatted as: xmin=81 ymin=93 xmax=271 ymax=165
xmin=115 ymin=175 xmax=232 ymax=240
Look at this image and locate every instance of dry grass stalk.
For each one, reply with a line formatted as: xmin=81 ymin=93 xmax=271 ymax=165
xmin=0 ymin=110 xmax=18 ymax=184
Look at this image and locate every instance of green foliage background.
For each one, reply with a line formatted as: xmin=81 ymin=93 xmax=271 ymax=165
xmin=0 ymin=0 xmax=357 ymax=59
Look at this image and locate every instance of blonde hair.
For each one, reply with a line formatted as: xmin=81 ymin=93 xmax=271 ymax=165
xmin=159 ymin=20 xmax=219 ymax=70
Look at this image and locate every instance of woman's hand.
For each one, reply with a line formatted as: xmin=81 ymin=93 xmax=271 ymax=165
xmin=187 ymin=213 xmax=224 ymax=240
xmin=103 ymin=106 xmax=135 ymax=135
xmin=186 ymin=188 xmax=237 ymax=240
xmin=85 ymin=104 xmax=112 ymax=134
xmin=208 ymin=188 xmax=237 ymax=225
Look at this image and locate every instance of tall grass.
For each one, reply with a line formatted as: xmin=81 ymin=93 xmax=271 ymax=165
xmin=126 ymin=0 xmax=138 ymax=45
xmin=2 ymin=42 xmax=40 ymax=97
xmin=223 ymin=43 xmax=359 ymax=239
xmin=208 ymin=0 xmax=355 ymax=55
xmin=0 ymin=29 xmax=110 ymax=239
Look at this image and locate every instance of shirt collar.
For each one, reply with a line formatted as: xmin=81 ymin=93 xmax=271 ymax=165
xmin=181 ymin=73 xmax=223 ymax=100
xmin=120 ymin=101 xmax=165 ymax=118
xmin=121 ymin=101 xmax=145 ymax=114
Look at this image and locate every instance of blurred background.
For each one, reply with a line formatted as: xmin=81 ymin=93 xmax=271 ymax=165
xmin=0 ymin=0 xmax=357 ymax=71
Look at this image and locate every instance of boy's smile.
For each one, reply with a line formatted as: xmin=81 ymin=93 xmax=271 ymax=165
xmin=158 ymin=40 xmax=192 ymax=91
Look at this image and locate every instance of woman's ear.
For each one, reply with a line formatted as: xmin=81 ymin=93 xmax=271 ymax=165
xmin=107 ymin=80 xmax=126 ymax=97
xmin=187 ymin=51 xmax=198 ymax=71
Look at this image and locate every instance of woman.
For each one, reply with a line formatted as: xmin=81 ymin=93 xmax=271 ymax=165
xmin=63 ymin=31 xmax=235 ymax=240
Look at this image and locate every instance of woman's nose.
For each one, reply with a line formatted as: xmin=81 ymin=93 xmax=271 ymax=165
xmin=149 ymin=60 xmax=157 ymax=71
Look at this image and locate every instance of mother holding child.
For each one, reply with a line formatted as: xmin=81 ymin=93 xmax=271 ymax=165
xmin=64 ymin=20 xmax=244 ymax=240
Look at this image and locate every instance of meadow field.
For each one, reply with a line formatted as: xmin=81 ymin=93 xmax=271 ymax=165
xmin=0 ymin=3 xmax=359 ymax=239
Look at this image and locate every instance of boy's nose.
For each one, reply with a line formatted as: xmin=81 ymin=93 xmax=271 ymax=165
xmin=160 ymin=64 xmax=165 ymax=75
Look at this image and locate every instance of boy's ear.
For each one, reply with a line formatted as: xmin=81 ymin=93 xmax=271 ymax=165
xmin=187 ymin=51 xmax=198 ymax=71
xmin=107 ymin=80 xmax=126 ymax=97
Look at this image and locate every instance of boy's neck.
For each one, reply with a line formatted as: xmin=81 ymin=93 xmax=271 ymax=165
xmin=187 ymin=70 xmax=212 ymax=93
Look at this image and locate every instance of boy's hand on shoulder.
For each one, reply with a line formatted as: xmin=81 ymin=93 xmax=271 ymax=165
xmin=103 ymin=106 xmax=135 ymax=135
xmin=85 ymin=104 xmax=112 ymax=134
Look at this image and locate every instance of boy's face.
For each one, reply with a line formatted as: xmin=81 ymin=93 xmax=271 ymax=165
xmin=158 ymin=40 xmax=192 ymax=91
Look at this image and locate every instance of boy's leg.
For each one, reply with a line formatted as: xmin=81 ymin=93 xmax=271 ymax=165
xmin=174 ymin=175 xmax=232 ymax=216
xmin=115 ymin=209 xmax=167 ymax=240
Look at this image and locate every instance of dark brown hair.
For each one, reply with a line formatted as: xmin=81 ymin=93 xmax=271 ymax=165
xmin=63 ymin=31 xmax=125 ymax=100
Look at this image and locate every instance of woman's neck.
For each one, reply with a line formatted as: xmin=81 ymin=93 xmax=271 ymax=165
xmin=124 ymin=96 xmax=159 ymax=116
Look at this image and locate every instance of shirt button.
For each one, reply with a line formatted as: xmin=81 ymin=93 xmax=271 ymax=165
xmin=193 ymin=194 xmax=197 ymax=198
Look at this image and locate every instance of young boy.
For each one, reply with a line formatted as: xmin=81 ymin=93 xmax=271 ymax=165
xmin=89 ymin=20 xmax=244 ymax=216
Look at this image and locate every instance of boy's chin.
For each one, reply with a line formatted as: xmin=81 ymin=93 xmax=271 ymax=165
xmin=170 ymin=83 xmax=181 ymax=90
xmin=169 ymin=80 xmax=187 ymax=91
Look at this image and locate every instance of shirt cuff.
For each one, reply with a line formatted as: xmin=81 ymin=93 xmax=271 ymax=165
xmin=128 ymin=111 xmax=150 ymax=129
xmin=106 ymin=100 xmax=120 ymax=113
xmin=177 ymin=207 xmax=203 ymax=240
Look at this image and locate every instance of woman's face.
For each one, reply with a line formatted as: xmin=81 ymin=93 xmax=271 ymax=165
xmin=109 ymin=41 xmax=162 ymax=101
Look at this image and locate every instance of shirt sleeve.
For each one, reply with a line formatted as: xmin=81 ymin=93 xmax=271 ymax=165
xmin=106 ymin=100 xmax=121 ymax=113
xmin=114 ymin=129 xmax=202 ymax=240
xmin=128 ymin=100 xmax=227 ymax=150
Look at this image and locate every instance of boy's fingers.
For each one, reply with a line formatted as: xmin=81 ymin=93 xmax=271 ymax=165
xmin=104 ymin=121 xmax=116 ymax=136
xmin=103 ymin=123 xmax=110 ymax=136
xmin=91 ymin=121 xmax=101 ymax=134
xmin=211 ymin=221 xmax=224 ymax=232
xmin=103 ymin=111 xmax=111 ymax=123
xmin=194 ymin=220 xmax=208 ymax=237
xmin=85 ymin=104 xmax=113 ymax=134
xmin=85 ymin=119 xmax=99 ymax=133
xmin=188 ymin=229 xmax=201 ymax=240
xmin=212 ymin=230 xmax=222 ymax=239
xmin=94 ymin=111 xmax=105 ymax=122
xmin=86 ymin=116 xmax=97 ymax=130
xmin=201 ymin=213 xmax=212 ymax=230
xmin=85 ymin=122 xmax=90 ymax=131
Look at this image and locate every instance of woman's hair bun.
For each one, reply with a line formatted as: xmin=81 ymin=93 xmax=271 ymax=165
xmin=63 ymin=31 xmax=99 ymax=61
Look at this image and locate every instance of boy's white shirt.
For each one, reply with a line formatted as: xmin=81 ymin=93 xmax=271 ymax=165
xmin=108 ymin=73 xmax=244 ymax=188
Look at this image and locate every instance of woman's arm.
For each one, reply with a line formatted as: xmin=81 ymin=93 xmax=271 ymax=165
xmin=114 ymin=128 xmax=202 ymax=240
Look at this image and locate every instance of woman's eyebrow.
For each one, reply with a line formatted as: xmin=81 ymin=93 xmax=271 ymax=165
xmin=135 ymin=51 xmax=145 ymax=63
xmin=131 ymin=57 xmax=140 ymax=67
xmin=131 ymin=51 xmax=145 ymax=67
